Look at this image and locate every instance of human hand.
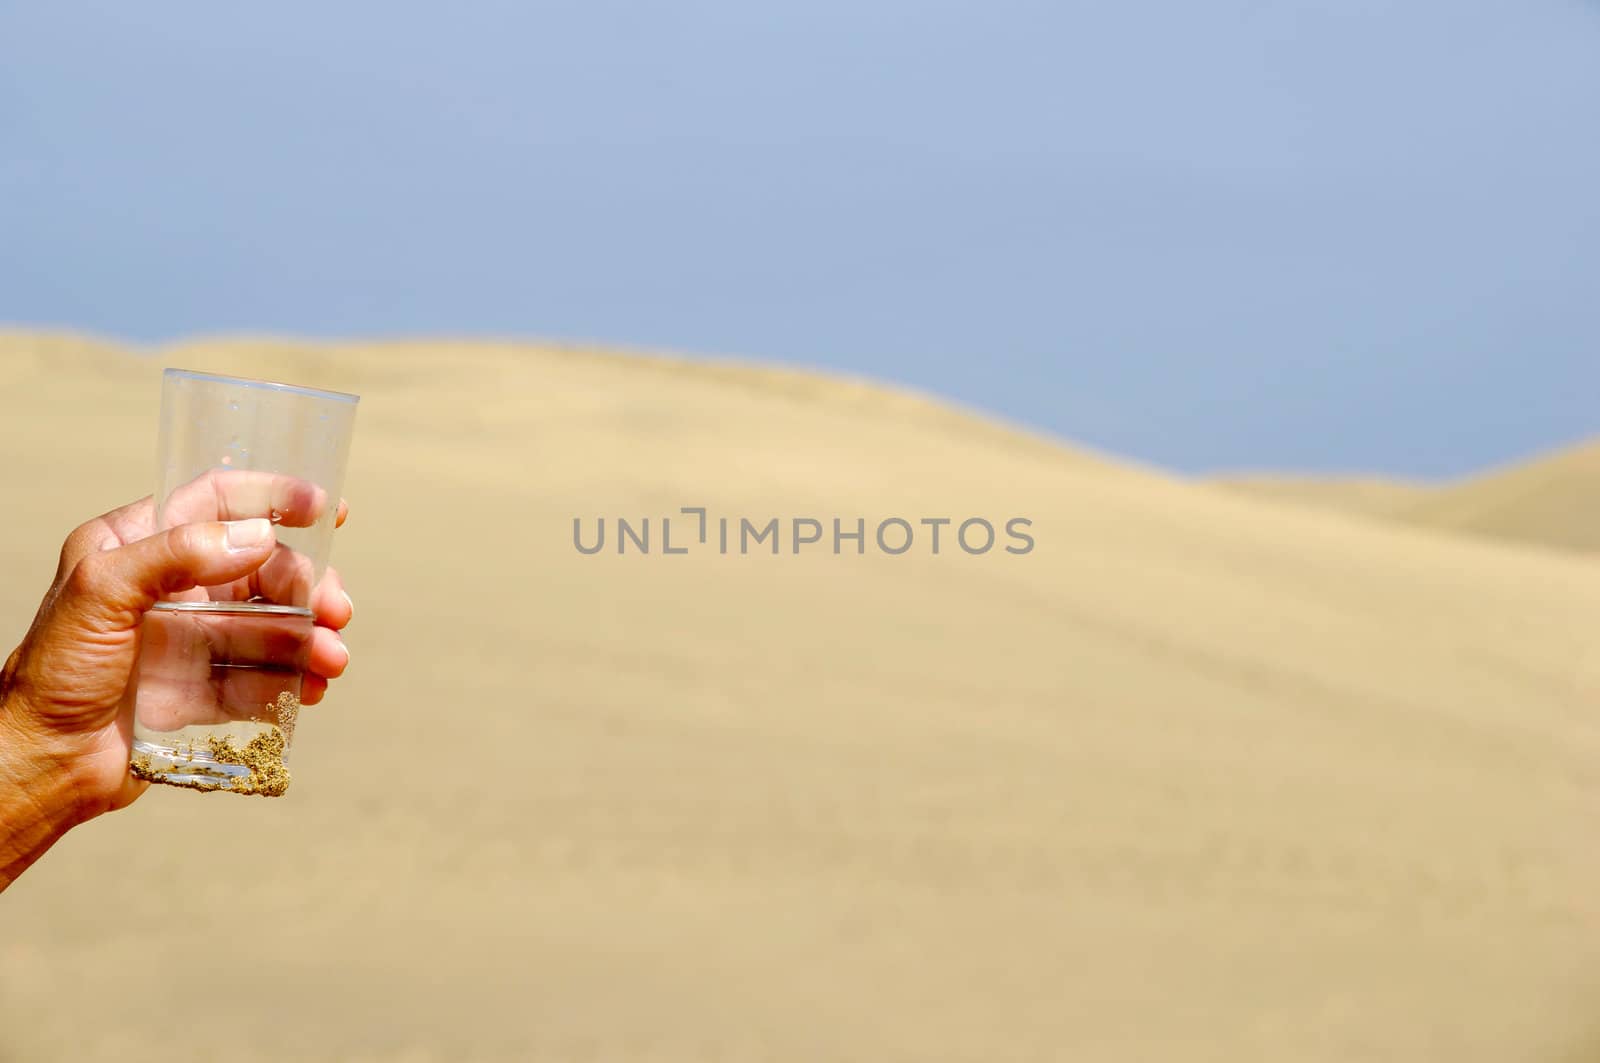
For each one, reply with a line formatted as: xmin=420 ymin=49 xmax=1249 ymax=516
xmin=0 ymin=479 xmax=352 ymax=888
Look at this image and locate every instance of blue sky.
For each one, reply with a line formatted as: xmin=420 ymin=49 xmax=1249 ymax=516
xmin=3 ymin=0 xmax=1598 ymax=476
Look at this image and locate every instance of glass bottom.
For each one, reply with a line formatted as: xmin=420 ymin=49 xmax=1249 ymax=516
xmin=130 ymin=719 xmax=293 ymax=797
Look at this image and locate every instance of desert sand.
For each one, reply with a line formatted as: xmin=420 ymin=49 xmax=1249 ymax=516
xmin=2 ymin=332 xmax=1600 ymax=1061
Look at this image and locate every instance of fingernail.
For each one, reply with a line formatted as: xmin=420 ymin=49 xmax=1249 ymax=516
xmin=225 ymin=518 xmax=274 ymax=551
xmin=336 ymin=638 xmax=350 ymax=663
xmin=340 ymin=589 xmax=354 ymax=617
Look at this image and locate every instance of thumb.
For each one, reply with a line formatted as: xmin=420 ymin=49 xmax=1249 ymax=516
xmin=55 ymin=518 xmax=278 ymax=634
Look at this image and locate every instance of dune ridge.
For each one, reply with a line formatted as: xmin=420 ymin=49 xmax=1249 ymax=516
xmin=1215 ymin=437 xmax=1600 ymax=555
xmin=1213 ymin=474 xmax=1431 ymax=518
xmin=1392 ymin=440 xmax=1600 ymax=554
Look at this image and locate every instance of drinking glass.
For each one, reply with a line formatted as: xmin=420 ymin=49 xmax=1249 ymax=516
xmin=129 ymin=369 xmax=358 ymax=796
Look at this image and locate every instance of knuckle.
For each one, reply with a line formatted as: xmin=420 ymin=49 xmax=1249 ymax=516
xmin=57 ymin=523 xmax=104 ymax=572
xmin=166 ymin=522 xmax=217 ymax=563
xmin=166 ymin=523 xmax=200 ymax=555
xmin=64 ymin=551 xmax=110 ymax=598
xmin=65 ymin=519 xmax=103 ymax=549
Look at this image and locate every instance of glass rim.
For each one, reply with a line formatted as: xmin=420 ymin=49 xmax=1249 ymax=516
xmin=164 ymin=367 xmax=360 ymax=405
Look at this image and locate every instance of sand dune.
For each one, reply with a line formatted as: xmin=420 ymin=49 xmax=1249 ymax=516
xmin=3 ymin=332 xmax=1600 ymax=1062
xmin=1394 ymin=440 xmax=1600 ymax=555
xmin=1216 ymin=438 xmax=1600 ymax=555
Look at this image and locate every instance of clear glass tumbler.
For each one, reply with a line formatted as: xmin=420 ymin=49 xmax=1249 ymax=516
xmin=130 ymin=369 xmax=359 ymax=796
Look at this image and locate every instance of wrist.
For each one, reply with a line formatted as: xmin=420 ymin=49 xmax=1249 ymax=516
xmin=0 ymin=696 xmax=91 ymax=890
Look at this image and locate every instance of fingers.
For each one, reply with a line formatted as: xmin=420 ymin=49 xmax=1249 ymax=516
xmin=300 ymin=674 xmax=328 ymax=706
xmin=250 ymin=543 xmax=317 ymax=609
xmin=305 ymin=566 xmax=351 ymax=702
xmin=162 ymin=469 xmax=330 ymax=530
xmin=62 ymin=490 xmax=349 ymax=602
xmin=65 ymin=484 xmax=346 ymax=588
xmin=311 ymin=567 xmax=352 ymax=631
xmin=56 ymin=519 xmax=277 ymax=633
xmin=307 ymin=625 xmax=349 ymax=680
